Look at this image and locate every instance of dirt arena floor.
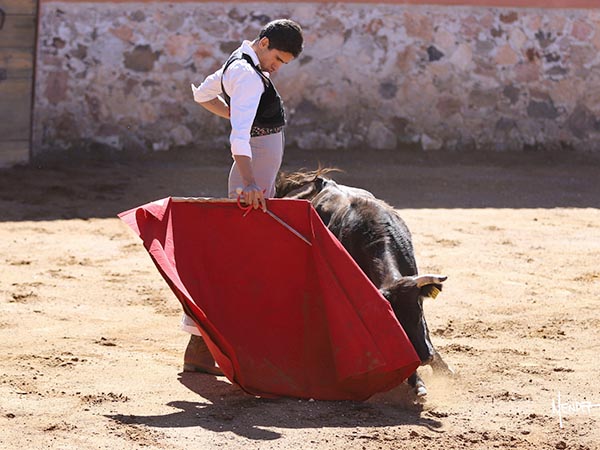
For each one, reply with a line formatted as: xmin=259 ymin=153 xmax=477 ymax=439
xmin=1 ymin=147 xmax=599 ymax=449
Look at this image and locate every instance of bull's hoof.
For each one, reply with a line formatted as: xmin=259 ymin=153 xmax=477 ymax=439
xmin=407 ymin=372 xmax=428 ymax=398
xmin=415 ymin=381 xmax=428 ymax=398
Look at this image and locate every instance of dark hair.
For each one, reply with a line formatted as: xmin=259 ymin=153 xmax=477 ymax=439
xmin=258 ymin=19 xmax=304 ymax=58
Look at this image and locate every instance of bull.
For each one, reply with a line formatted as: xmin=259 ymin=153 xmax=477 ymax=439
xmin=276 ymin=168 xmax=454 ymax=397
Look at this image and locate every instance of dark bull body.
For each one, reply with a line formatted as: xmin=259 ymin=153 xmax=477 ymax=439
xmin=276 ymin=169 xmax=454 ymax=396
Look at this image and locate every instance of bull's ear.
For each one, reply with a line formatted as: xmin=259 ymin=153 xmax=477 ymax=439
xmin=314 ymin=177 xmax=326 ymax=190
xmin=413 ymin=274 xmax=447 ymax=299
xmin=379 ymin=277 xmax=418 ymax=303
xmin=421 ymin=284 xmax=442 ymax=299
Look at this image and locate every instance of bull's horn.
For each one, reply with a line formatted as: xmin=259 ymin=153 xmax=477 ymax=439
xmin=414 ymin=274 xmax=448 ymax=288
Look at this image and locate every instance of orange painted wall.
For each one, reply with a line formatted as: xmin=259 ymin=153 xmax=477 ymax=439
xmin=38 ymin=0 xmax=600 ymax=10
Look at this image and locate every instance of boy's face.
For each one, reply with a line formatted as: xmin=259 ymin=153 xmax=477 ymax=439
xmin=255 ymin=37 xmax=294 ymax=74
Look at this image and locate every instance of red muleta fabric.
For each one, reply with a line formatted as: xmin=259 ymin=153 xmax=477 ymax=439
xmin=119 ymin=197 xmax=420 ymax=400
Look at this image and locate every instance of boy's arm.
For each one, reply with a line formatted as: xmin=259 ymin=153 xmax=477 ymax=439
xmin=232 ymin=155 xmax=266 ymax=212
xmin=191 ymin=68 xmax=228 ymax=118
xmin=198 ymin=96 xmax=230 ymax=119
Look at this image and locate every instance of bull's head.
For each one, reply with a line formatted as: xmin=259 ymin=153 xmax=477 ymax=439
xmin=379 ymin=274 xmax=447 ymax=365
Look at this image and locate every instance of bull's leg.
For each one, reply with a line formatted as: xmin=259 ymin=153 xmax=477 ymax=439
xmin=407 ymin=372 xmax=428 ymax=397
xmin=429 ymin=351 xmax=455 ymax=377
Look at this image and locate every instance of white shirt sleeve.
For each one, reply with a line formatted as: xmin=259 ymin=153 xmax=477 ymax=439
xmin=191 ymin=59 xmax=264 ymax=158
xmin=224 ymin=62 xmax=265 ymax=158
xmin=191 ymin=67 xmax=224 ymax=103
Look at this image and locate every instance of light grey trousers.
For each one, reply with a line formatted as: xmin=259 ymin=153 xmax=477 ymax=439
xmin=181 ymin=131 xmax=285 ymax=336
xmin=227 ymin=131 xmax=285 ymax=198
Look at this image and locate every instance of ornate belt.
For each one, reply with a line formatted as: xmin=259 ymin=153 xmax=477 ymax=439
xmin=250 ymin=125 xmax=284 ymax=137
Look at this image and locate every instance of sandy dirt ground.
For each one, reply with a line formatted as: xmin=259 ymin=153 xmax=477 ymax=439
xmin=1 ymin=147 xmax=599 ymax=449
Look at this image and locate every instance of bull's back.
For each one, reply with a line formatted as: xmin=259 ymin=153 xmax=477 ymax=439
xmin=312 ymin=187 xmax=418 ymax=283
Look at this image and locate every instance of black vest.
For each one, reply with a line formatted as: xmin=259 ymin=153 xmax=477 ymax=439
xmin=221 ymin=51 xmax=285 ymax=129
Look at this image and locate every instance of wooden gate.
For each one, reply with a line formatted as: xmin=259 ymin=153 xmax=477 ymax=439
xmin=0 ymin=0 xmax=37 ymax=167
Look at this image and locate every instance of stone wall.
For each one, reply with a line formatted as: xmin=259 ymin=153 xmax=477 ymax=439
xmin=34 ymin=1 xmax=600 ymax=157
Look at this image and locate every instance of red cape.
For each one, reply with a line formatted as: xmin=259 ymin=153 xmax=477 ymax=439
xmin=119 ymin=197 xmax=419 ymax=400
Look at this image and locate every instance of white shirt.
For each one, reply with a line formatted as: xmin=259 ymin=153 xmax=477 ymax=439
xmin=191 ymin=41 xmax=267 ymax=158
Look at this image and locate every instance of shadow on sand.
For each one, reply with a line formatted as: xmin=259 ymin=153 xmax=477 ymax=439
xmin=106 ymin=372 xmax=443 ymax=441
